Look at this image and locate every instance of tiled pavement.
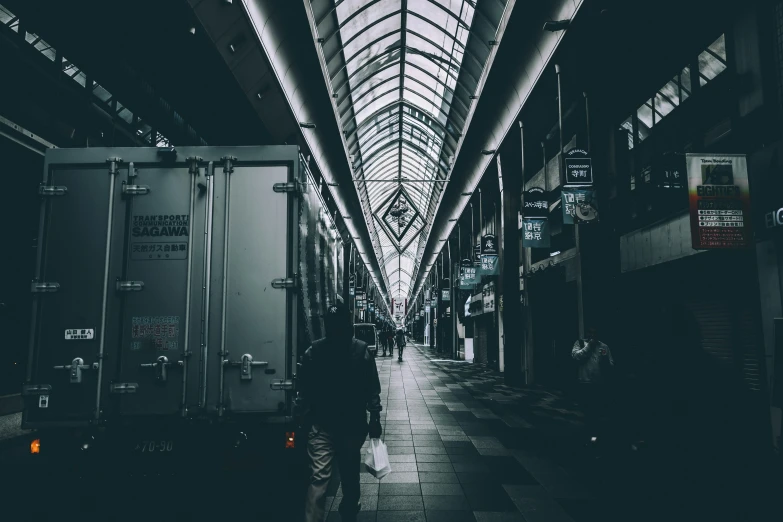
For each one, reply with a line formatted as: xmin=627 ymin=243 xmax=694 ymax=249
xmin=321 ymin=343 xmax=593 ymax=522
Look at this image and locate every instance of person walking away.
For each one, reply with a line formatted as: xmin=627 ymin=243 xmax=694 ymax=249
xmin=297 ymin=299 xmax=383 ymax=522
xmin=571 ymin=326 xmax=614 ymax=448
xmin=379 ymin=325 xmax=388 ymax=357
xmin=396 ymin=328 xmax=406 ymax=362
xmin=387 ymin=327 xmax=395 ymax=358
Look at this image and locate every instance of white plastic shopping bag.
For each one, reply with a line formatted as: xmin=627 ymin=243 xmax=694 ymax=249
xmin=364 ymin=438 xmax=392 ymax=479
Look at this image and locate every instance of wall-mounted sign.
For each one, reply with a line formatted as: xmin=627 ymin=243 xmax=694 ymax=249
xmin=655 ymin=152 xmax=686 ymax=189
xmin=687 ymin=153 xmax=752 ymax=249
xmin=482 ymin=283 xmax=495 ymax=313
xmin=473 ymin=244 xmax=481 ymax=263
xmin=479 ymin=254 xmax=499 ymax=276
xmin=523 ymin=187 xmax=548 ymax=218
xmin=441 ymin=289 xmax=451 ymax=302
xmin=562 ymin=187 xmax=597 ymax=225
xmin=521 ymin=218 xmax=550 ymax=248
xmin=481 ymin=234 xmax=497 ymax=255
xmin=564 ymin=149 xmax=593 ymax=185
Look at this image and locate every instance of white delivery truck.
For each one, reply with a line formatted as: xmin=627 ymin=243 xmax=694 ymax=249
xmin=21 ymin=146 xmax=343 ymax=473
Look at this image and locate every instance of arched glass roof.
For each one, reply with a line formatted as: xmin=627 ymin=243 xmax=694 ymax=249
xmin=310 ymin=0 xmax=508 ymax=303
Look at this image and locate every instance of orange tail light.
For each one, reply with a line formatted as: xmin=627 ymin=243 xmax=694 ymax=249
xmin=30 ymin=439 xmax=41 ymax=454
xmin=285 ymin=432 xmax=295 ymax=449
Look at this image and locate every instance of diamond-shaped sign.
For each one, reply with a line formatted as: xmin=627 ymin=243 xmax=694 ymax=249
xmin=379 ymin=186 xmax=421 ymax=243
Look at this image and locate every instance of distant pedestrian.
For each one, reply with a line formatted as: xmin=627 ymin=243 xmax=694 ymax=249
xmin=571 ymin=326 xmax=614 ymax=444
xmin=297 ymin=299 xmax=383 ymax=522
xmin=396 ymin=328 xmax=406 ymax=362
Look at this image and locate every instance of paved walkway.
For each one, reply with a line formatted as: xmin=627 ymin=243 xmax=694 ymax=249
xmin=322 ymin=343 xmax=592 ymax=522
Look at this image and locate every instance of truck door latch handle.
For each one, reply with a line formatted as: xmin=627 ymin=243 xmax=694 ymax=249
xmin=53 ymin=357 xmax=99 ymax=384
xmin=224 ymin=353 xmax=268 ymax=381
xmin=140 ymin=355 xmax=183 ymax=382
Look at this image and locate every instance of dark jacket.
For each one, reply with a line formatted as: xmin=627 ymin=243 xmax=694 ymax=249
xmin=297 ymin=337 xmax=382 ymax=434
xmin=395 ymin=330 xmax=405 ymax=347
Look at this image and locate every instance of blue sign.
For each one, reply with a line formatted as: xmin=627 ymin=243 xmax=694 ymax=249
xmin=478 ymin=254 xmax=499 ymax=276
xmin=521 ymin=218 xmax=550 ymax=248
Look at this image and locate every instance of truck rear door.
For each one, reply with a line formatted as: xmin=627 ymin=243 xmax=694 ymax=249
xmin=206 ymin=150 xmax=299 ymax=415
xmin=23 ymin=157 xmax=124 ymax=426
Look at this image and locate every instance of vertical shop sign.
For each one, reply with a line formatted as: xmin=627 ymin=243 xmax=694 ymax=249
xmin=687 ymin=153 xmax=752 ymax=249
xmin=482 ymin=283 xmax=495 ymax=313
xmin=562 ymin=187 xmax=597 ymax=225
xmin=521 ymin=218 xmax=550 ymax=248
xmin=473 ymin=244 xmax=481 ymax=263
xmin=481 ymin=234 xmax=498 ymax=255
xmin=479 ymin=255 xmax=499 ymax=276
xmin=564 ymin=149 xmax=593 ymax=185
xmin=523 ymin=188 xmax=549 ymax=218
xmin=441 ymin=289 xmax=451 ymax=302
xmin=460 ymin=258 xmax=477 ymax=288
xmin=656 ymin=152 xmax=687 ymax=189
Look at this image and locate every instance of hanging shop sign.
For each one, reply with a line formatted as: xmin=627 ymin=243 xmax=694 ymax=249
xmin=562 ymin=187 xmax=598 ymax=225
xmin=441 ymin=288 xmax=451 ymax=302
xmin=521 ymin=218 xmax=550 ymax=248
xmin=460 ymin=258 xmax=478 ymax=289
xmin=655 ymin=152 xmax=687 ymax=189
xmin=480 ymin=234 xmax=498 ymax=255
xmin=523 ymin=187 xmax=549 ymax=218
xmin=479 ymin=254 xmax=499 ymax=276
xmin=564 ymin=149 xmax=593 ymax=185
xmin=473 ymin=244 xmax=481 ymax=263
xmin=687 ymin=153 xmax=752 ymax=249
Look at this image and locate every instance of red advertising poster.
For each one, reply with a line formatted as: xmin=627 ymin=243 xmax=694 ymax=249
xmin=687 ymin=153 xmax=752 ymax=249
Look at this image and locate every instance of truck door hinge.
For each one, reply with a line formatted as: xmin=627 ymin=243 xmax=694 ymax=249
xmin=116 ymin=280 xmax=144 ymax=292
xmin=221 ymin=156 xmax=237 ymax=174
xmin=122 ymin=183 xmax=150 ymax=196
xmin=224 ymin=354 xmax=268 ymax=381
xmin=110 ymin=382 xmax=138 ymax=394
xmin=270 ymin=379 xmax=295 ymax=390
xmin=187 ymin=156 xmax=203 ymax=176
xmin=271 ymin=277 xmax=297 ymax=289
xmin=38 ymin=184 xmax=68 ymax=197
xmin=106 ymin=157 xmax=123 ymax=175
xmin=21 ymin=384 xmax=52 ymax=396
xmin=31 ymin=281 xmax=59 ymax=293
xmin=273 ymin=181 xmax=299 ymax=194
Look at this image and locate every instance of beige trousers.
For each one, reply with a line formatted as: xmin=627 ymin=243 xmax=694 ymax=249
xmin=304 ymin=424 xmax=365 ymax=522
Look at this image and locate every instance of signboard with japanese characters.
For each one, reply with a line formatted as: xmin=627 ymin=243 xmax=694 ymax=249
xmin=564 ymin=149 xmax=593 ymax=185
xmin=441 ymin=289 xmax=451 ymax=302
xmin=65 ymin=328 xmax=94 ymax=340
xmin=131 ymin=214 xmax=190 ymax=260
xmin=687 ymin=153 xmax=752 ymax=249
xmin=521 ymin=218 xmax=550 ymax=248
xmin=480 ymin=234 xmax=498 ymax=255
xmin=479 ymin=254 xmax=499 ymax=276
xmin=482 ymin=283 xmax=495 ymax=313
xmin=460 ymin=258 xmax=477 ymax=289
xmin=561 ymin=187 xmax=597 ymax=225
xmin=474 ymin=244 xmax=481 ymax=263
xmin=130 ymin=316 xmax=180 ymax=351
xmin=523 ymin=187 xmax=548 ymax=218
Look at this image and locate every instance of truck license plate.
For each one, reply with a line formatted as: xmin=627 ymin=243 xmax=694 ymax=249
xmin=135 ymin=440 xmax=174 ymax=453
